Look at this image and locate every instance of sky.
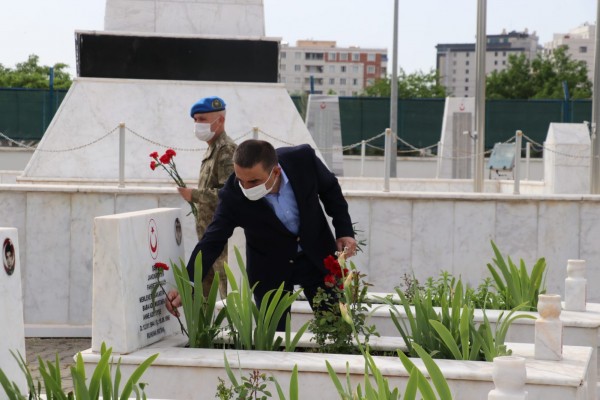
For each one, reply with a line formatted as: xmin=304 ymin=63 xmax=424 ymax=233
xmin=0 ymin=0 xmax=596 ymax=77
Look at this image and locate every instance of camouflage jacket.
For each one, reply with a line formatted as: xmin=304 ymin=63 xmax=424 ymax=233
xmin=191 ymin=132 xmax=237 ymax=238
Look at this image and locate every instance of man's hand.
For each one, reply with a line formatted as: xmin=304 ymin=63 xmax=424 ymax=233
xmin=165 ymin=289 xmax=182 ymax=317
xmin=177 ymin=187 xmax=193 ymax=202
xmin=336 ymin=236 xmax=358 ymax=258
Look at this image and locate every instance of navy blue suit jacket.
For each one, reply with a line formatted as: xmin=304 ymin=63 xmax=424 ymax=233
xmin=186 ymin=144 xmax=354 ymax=297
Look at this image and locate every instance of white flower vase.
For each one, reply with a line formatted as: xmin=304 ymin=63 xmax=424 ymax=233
xmin=535 ymin=294 xmax=563 ymax=360
xmin=488 ymin=356 xmax=528 ymax=399
xmin=564 ymin=259 xmax=586 ymax=311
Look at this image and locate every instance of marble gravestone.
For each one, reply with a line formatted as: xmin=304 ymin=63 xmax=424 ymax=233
xmin=0 ymin=228 xmax=26 ymax=396
xmin=437 ymin=97 xmax=475 ymax=179
xmin=306 ymin=94 xmax=344 ymax=176
xmin=92 ymin=208 xmax=184 ymax=354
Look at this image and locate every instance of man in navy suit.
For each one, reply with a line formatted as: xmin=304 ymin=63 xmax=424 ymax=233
xmin=167 ymin=139 xmax=357 ymax=328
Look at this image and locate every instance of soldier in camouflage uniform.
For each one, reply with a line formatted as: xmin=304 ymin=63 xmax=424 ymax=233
xmin=177 ymin=96 xmax=237 ymax=299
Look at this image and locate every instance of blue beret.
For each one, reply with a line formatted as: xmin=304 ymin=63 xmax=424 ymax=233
xmin=190 ymin=96 xmax=226 ymax=117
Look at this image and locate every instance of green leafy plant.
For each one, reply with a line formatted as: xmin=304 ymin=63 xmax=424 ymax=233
xmin=0 ymin=343 xmax=157 ymax=400
xmin=166 ymin=256 xmax=228 ymax=348
xmin=223 ymin=247 xmax=309 ymax=351
xmin=487 ymin=241 xmax=547 ymax=311
xmin=328 ymin=261 xmax=453 ymax=399
xmin=383 ymin=277 xmax=533 ymax=362
xmin=220 ymin=353 xmax=299 ymax=400
xmin=309 ymin=256 xmax=378 ymax=354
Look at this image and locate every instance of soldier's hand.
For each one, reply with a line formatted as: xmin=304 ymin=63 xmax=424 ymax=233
xmin=177 ymin=187 xmax=193 ymax=202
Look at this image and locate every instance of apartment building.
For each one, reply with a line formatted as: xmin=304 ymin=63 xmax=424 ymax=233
xmin=545 ymin=23 xmax=595 ymax=82
xmin=436 ymin=30 xmax=540 ymax=97
xmin=279 ymin=40 xmax=387 ymax=96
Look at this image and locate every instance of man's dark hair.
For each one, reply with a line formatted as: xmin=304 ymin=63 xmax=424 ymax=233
xmin=233 ymin=140 xmax=278 ymax=170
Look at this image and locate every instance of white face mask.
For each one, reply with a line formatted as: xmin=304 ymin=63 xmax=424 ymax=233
xmin=239 ymin=167 xmax=277 ymax=201
xmin=194 ymin=119 xmax=217 ymax=141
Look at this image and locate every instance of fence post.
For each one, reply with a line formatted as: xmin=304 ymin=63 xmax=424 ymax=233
xmin=119 ymin=122 xmax=125 ymax=188
xmin=360 ymin=140 xmax=366 ymax=177
xmin=513 ymin=130 xmax=522 ymax=195
xmin=525 ymin=141 xmax=531 ymax=181
xmin=383 ymin=128 xmax=391 ymax=192
xmin=252 ymin=126 xmax=259 ymax=139
xmin=436 ymin=141 xmax=443 ymax=179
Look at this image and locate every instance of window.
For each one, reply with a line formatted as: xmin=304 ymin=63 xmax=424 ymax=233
xmin=352 ymin=65 xmax=359 ymax=73
xmin=295 ymin=52 xmax=301 ymax=59
xmin=465 ymin=86 xmax=469 ymax=91
xmin=494 ymin=51 xmax=498 ymax=56
xmin=452 ymin=69 xmax=456 ymax=74
xmin=453 ymin=61 xmax=457 ymax=66
xmin=352 ymin=53 xmax=360 ymax=61
xmin=305 ymin=52 xmax=324 ymax=60
xmin=502 ymin=60 xmax=506 ymax=65
xmin=367 ymin=78 xmax=375 ymax=86
xmin=580 ymin=46 xmax=588 ymax=53
xmin=329 ymin=78 xmax=335 ymax=84
xmin=340 ymin=78 xmax=347 ymax=85
xmin=494 ymin=60 xmax=498 ymax=65
xmin=294 ymin=77 xmax=301 ymax=84
xmin=367 ymin=53 xmax=376 ymax=61
xmin=466 ymin=52 xmax=470 ymax=57
xmin=466 ymin=61 xmax=469 ymax=65
xmin=465 ymin=78 xmax=469 ymax=82
xmin=340 ymin=53 xmax=348 ymax=61
xmin=341 ymin=66 xmax=346 ymax=73
xmin=465 ymin=69 xmax=469 ymax=74
xmin=281 ymin=52 xmax=286 ymax=59
xmin=367 ymin=65 xmax=376 ymax=74
xmin=353 ymin=78 xmax=358 ymax=85
xmin=294 ymin=65 xmax=301 ymax=72
xmin=452 ymin=78 xmax=456 ymax=82
xmin=502 ymin=51 xmax=507 ymax=56
xmin=329 ymin=52 xmax=336 ymax=61
xmin=329 ymin=65 xmax=336 ymax=73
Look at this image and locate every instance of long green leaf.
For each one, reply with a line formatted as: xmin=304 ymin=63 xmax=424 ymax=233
xmin=118 ymin=353 xmax=158 ymax=400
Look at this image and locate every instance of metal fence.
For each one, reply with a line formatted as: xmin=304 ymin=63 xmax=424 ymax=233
xmin=0 ymin=88 xmax=592 ymax=150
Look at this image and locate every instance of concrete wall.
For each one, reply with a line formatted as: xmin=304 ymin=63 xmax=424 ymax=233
xmin=1 ymin=183 xmax=599 ymax=336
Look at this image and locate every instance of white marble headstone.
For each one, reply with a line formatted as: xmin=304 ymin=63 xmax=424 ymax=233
xmin=92 ymin=208 xmax=184 ymax=354
xmin=437 ymin=97 xmax=475 ymax=179
xmin=306 ymin=94 xmax=344 ymax=176
xmin=543 ymin=122 xmax=590 ymax=194
xmin=0 ymin=228 xmax=26 ymax=395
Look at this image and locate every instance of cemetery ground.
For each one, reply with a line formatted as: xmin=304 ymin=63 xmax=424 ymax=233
xmin=25 ymin=337 xmax=91 ymax=393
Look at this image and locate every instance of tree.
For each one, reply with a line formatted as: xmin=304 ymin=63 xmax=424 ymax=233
xmin=361 ymin=69 xmax=446 ymax=98
xmin=0 ymin=54 xmax=72 ymax=89
xmin=486 ymin=46 xmax=592 ymax=99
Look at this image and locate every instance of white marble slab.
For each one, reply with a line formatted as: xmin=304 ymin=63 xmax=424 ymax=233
xmin=0 ymin=228 xmax=27 ymax=395
xmin=80 ymin=334 xmax=592 ymax=400
xmin=306 ymin=95 xmax=344 ymax=176
xmin=544 ymin=123 xmax=590 ymax=194
xmin=21 ymin=79 xmax=316 ymax=185
xmin=92 ymin=208 xmax=185 ymax=354
xmin=105 ymin=0 xmax=265 ymax=36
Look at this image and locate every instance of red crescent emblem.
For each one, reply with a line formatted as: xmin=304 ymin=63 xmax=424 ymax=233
xmin=148 ymin=219 xmax=158 ymax=259
xmin=320 ymin=102 xmax=326 ymax=110
xmin=459 ymin=103 xmax=465 ymax=111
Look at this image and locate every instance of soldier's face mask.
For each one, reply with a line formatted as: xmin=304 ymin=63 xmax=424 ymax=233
xmin=239 ymin=167 xmax=277 ymax=201
xmin=194 ymin=119 xmax=218 ymax=141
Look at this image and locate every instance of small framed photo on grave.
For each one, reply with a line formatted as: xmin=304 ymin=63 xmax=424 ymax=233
xmin=3 ymin=238 xmax=15 ymax=276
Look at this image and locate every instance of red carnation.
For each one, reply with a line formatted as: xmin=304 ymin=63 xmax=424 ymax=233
xmin=154 ymin=262 xmax=169 ymax=271
xmin=150 ymin=161 xmax=157 ymax=170
xmin=324 ymin=255 xmax=342 ymax=277
xmin=159 ymin=153 xmax=171 ymax=164
xmin=165 ymin=149 xmax=176 ymax=157
xmin=149 ymin=151 xmax=159 ymax=159
xmin=324 ymin=274 xmax=336 ymax=288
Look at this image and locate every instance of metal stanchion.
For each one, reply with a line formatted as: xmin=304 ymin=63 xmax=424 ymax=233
xmin=383 ymin=128 xmax=391 ymax=192
xmin=525 ymin=141 xmax=531 ymax=181
xmin=360 ymin=140 xmax=366 ymax=177
xmin=119 ymin=122 xmax=125 ymax=188
xmin=513 ymin=130 xmax=522 ymax=195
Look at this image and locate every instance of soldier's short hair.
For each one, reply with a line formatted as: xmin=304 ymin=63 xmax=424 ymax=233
xmin=233 ymin=140 xmax=278 ymax=171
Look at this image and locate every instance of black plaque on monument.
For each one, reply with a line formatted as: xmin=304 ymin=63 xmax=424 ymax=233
xmin=75 ymin=31 xmax=279 ymax=83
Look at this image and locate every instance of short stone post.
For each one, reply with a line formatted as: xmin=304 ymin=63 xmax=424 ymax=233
xmin=488 ymin=356 xmax=527 ymax=399
xmin=564 ymin=259 xmax=587 ymax=311
xmin=534 ymin=294 xmax=563 ymax=360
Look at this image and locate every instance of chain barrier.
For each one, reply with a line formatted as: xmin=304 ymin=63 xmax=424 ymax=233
xmin=2 ymin=125 xmax=596 ymax=162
